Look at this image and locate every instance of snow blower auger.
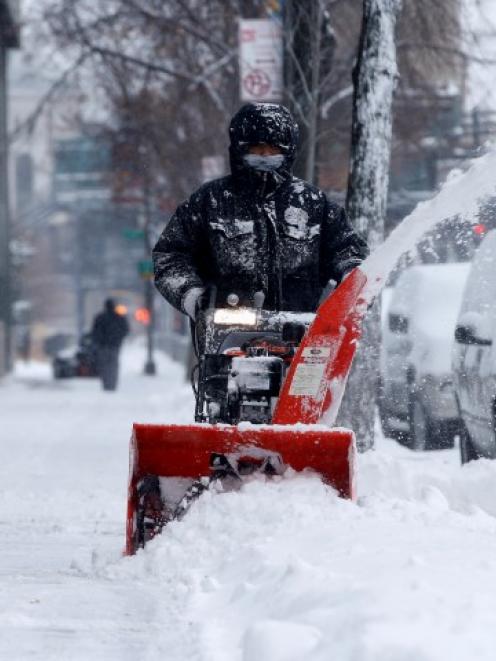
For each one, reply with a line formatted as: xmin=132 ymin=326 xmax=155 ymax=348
xmin=127 ymin=267 xmax=369 ymax=554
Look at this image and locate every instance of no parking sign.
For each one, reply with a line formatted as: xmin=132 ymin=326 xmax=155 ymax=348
xmin=239 ymin=19 xmax=283 ymax=102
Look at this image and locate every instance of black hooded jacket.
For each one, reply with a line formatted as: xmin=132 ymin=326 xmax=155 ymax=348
xmin=153 ymin=103 xmax=368 ymax=313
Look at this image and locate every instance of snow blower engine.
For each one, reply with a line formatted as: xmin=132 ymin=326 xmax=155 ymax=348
xmin=193 ymin=290 xmax=312 ymax=426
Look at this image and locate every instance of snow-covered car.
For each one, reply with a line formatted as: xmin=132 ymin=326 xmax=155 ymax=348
xmin=453 ymin=229 xmax=496 ymax=463
xmin=379 ymin=263 xmax=470 ymax=450
xmin=52 ymin=332 xmax=98 ymax=379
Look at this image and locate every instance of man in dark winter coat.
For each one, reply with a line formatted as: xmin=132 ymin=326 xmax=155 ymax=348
xmin=153 ymin=103 xmax=368 ymax=323
xmin=91 ymin=299 xmax=129 ymax=391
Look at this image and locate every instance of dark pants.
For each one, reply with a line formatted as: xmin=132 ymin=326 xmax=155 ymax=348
xmin=96 ymin=346 xmax=120 ymax=391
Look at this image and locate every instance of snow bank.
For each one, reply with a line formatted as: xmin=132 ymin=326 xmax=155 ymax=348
xmin=110 ymin=440 xmax=496 ymax=661
xmin=360 ymin=440 xmax=496 ymax=518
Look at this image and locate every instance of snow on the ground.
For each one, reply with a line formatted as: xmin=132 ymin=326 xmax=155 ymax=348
xmin=2 ymin=343 xmax=496 ymax=660
xmin=0 ymin=344 xmax=193 ymax=660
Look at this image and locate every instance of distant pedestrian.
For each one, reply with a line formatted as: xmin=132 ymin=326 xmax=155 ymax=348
xmin=91 ymin=299 xmax=129 ymax=391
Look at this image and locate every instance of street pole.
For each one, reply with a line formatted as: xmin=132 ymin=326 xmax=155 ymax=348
xmin=74 ymin=212 xmax=85 ymax=337
xmin=142 ymin=173 xmax=156 ymax=376
xmin=0 ymin=46 xmax=12 ymax=373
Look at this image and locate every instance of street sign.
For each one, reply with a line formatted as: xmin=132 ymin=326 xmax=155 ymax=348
xmin=239 ymin=19 xmax=283 ymax=102
xmin=138 ymin=259 xmax=154 ymax=280
xmin=123 ymin=228 xmax=145 ymax=240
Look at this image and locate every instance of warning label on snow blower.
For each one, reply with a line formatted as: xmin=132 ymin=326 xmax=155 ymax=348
xmin=289 ymin=347 xmax=330 ymax=397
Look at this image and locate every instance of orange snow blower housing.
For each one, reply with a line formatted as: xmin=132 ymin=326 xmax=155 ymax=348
xmin=127 ymin=268 xmax=368 ymax=555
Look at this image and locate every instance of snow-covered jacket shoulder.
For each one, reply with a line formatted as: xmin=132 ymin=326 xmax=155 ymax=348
xmin=153 ymin=176 xmax=234 ymax=311
xmin=153 ymin=175 xmax=368 ymax=312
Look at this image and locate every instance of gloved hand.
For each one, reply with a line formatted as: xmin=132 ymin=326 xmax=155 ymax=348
xmin=182 ymin=287 xmax=205 ymax=321
xmin=339 ymin=268 xmax=355 ymax=283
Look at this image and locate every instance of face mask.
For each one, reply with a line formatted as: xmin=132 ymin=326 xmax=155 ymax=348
xmin=243 ymin=153 xmax=285 ymax=172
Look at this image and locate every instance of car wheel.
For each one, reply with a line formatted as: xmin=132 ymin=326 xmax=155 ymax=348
xmin=378 ymin=408 xmax=410 ymax=444
xmin=409 ymin=396 xmax=431 ymax=451
xmin=459 ymin=422 xmax=479 ymax=465
xmin=428 ymin=419 xmax=456 ymax=450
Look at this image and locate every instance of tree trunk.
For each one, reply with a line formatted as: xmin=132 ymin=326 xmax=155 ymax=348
xmin=337 ymin=0 xmax=402 ymax=451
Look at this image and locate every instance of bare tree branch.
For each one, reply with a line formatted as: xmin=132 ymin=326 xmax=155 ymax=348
xmin=9 ymin=52 xmax=88 ymax=143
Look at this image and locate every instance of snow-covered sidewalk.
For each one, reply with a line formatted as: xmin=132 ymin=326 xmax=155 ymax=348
xmin=2 ymin=345 xmax=496 ymax=660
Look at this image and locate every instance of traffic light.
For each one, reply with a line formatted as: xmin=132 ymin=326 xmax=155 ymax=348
xmin=473 ymin=223 xmax=487 ymax=236
xmin=134 ymin=307 xmax=151 ymax=325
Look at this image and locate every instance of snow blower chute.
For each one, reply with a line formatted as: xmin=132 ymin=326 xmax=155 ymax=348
xmin=127 ymin=267 xmax=369 ymax=554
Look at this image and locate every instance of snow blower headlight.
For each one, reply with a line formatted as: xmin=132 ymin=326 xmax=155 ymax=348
xmin=213 ymin=308 xmax=257 ymax=326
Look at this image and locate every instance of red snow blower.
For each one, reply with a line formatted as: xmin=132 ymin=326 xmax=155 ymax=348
xmin=126 ymin=267 xmax=369 ymax=554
